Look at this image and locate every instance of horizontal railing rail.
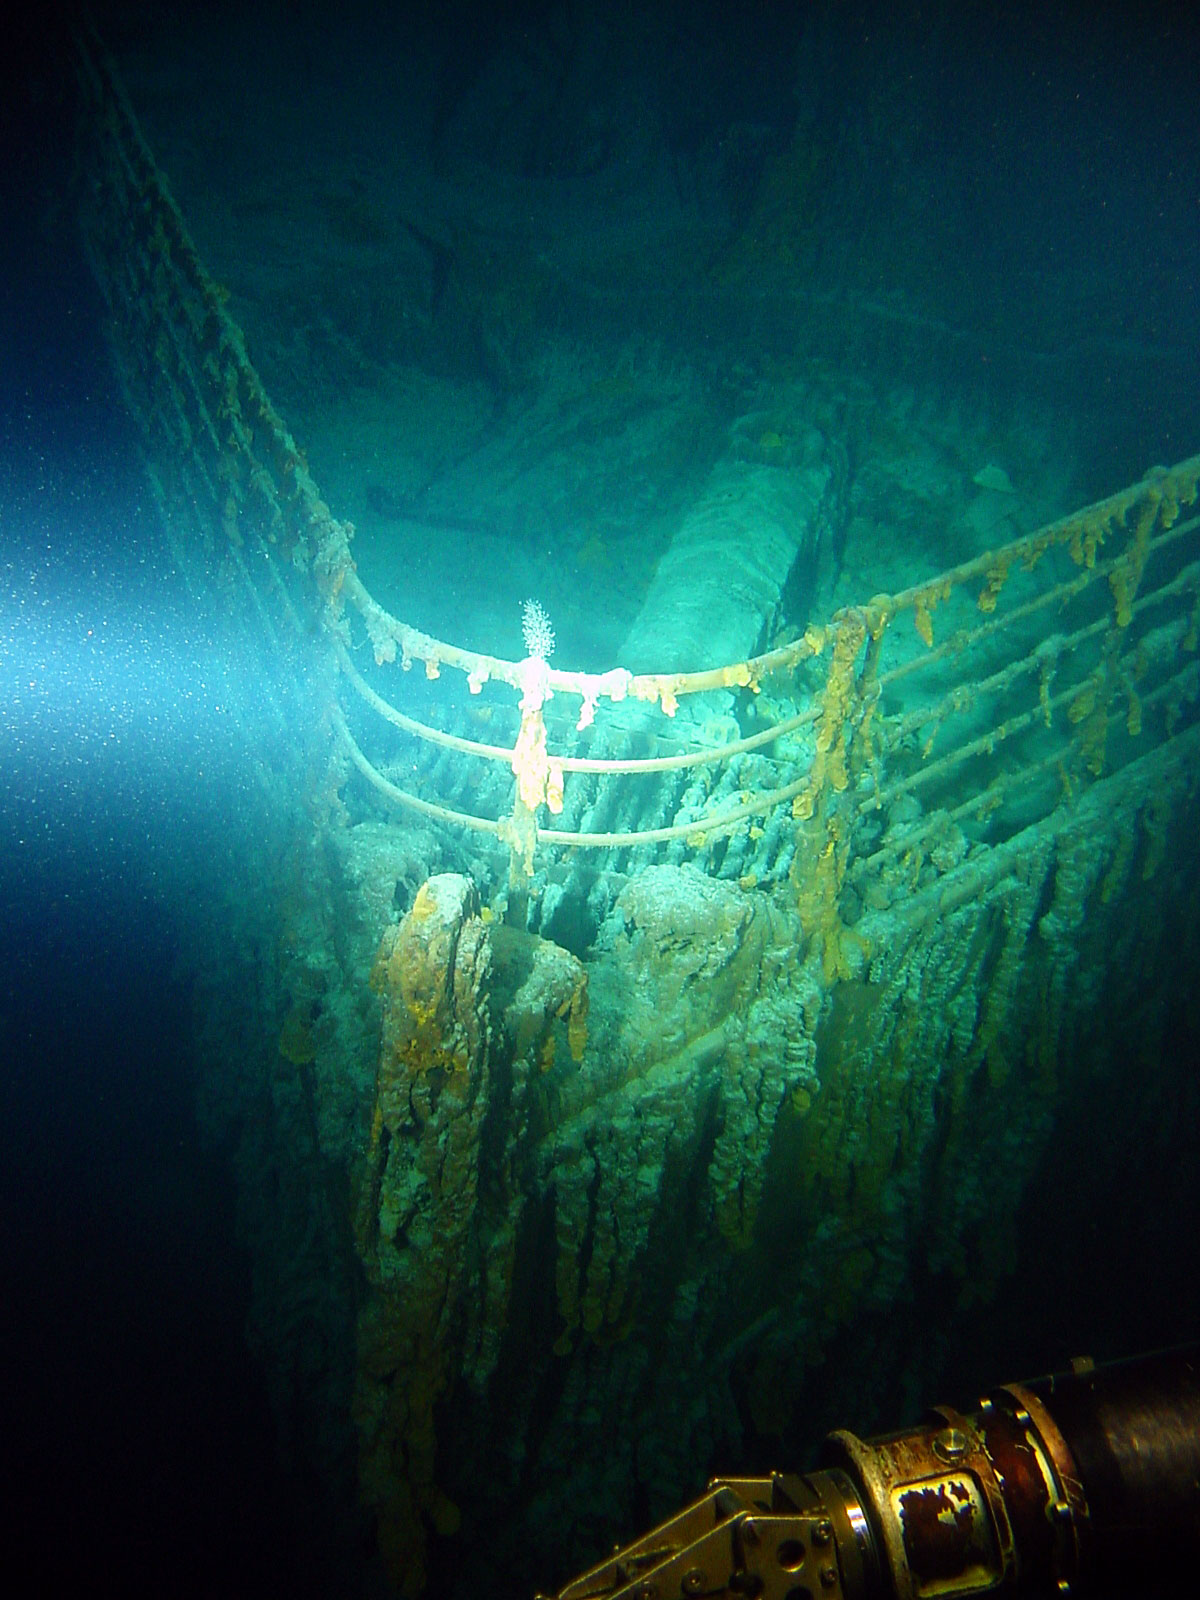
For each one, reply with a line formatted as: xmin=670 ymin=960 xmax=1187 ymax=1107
xmin=73 ymin=15 xmax=1200 ymax=899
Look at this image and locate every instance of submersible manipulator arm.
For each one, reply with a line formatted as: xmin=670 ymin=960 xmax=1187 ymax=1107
xmin=539 ymin=1346 xmax=1200 ymax=1600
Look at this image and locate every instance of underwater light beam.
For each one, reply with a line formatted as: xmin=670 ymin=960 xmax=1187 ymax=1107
xmin=1 ymin=554 xmax=293 ymax=876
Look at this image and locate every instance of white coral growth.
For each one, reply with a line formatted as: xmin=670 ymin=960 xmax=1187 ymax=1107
xmin=521 ymin=598 xmax=555 ymax=661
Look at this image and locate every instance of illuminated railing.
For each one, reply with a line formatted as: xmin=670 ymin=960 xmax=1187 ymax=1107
xmin=73 ymin=18 xmax=1200 ymax=899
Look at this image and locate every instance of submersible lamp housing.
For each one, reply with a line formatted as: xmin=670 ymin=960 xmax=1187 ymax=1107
xmin=540 ymin=1346 xmax=1200 ymax=1600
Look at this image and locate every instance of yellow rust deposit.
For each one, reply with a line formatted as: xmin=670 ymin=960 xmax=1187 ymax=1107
xmin=510 ymin=702 xmax=562 ymax=814
xmin=910 ymin=579 xmax=951 ymax=647
xmin=1109 ymin=496 xmax=1157 ymax=628
xmin=354 ymin=876 xmax=494 ymax=1593
xmin=976 ymin=555 xmax=1012 ymax=614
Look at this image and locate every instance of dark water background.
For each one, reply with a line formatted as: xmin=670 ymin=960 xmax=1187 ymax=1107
xmin=1 ymin=11 xmax=329 ymax=1591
